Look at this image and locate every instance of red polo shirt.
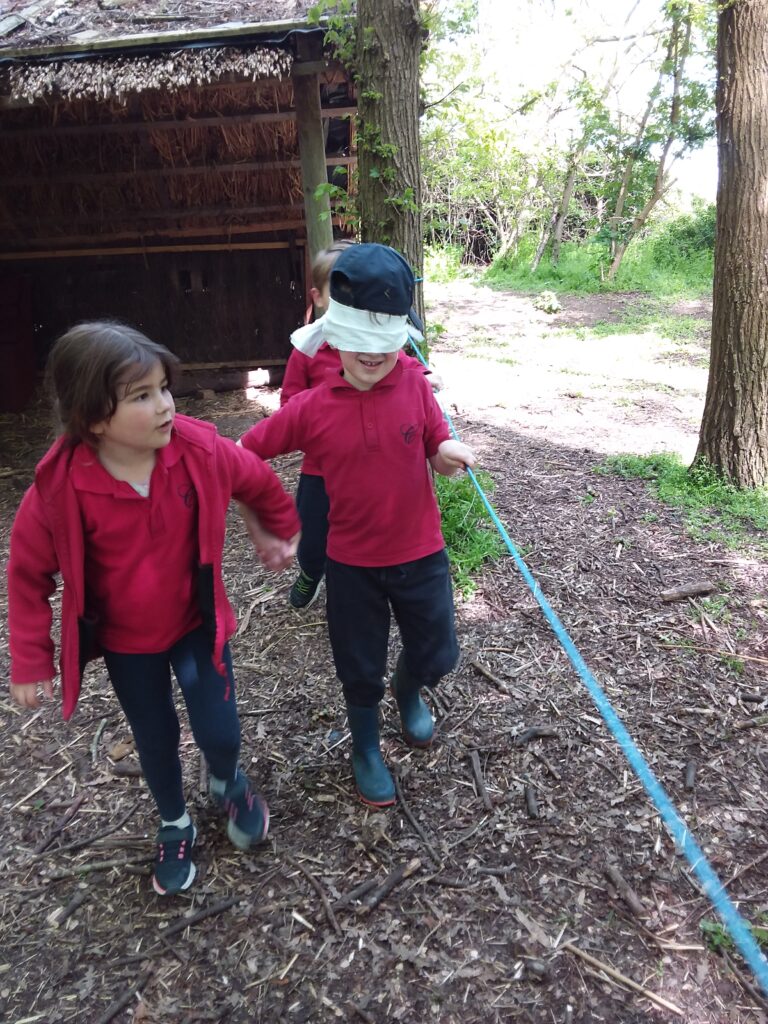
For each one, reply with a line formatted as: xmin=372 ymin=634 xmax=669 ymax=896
xmin=280 ymin=343 xmax=431 ymax=476
xmin=242 ymin=361 xmax=450 ymax=567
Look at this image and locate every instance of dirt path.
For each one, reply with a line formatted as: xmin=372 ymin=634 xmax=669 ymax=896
xmin=1 ymin=284 xmax=768 ymax=1024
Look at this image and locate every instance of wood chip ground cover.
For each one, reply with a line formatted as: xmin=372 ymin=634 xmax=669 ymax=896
xmin=1 ymin=282 xmax=767 ymax=1023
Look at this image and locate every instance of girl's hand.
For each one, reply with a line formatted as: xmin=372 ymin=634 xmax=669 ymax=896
xmin=10 ymin=680 xmax=54 ymax=709
xmin=255 ymin=531 xmax=300 ymax=572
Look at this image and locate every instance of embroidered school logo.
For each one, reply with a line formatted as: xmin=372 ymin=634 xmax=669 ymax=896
xmin=178 ymin=484 xmax=197 ymax=509
xmin=400 ymin=423 xmax=418 ymax=445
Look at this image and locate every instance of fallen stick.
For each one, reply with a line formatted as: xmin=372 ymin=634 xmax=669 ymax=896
xmin=90 ymin=717 xmax=108 ymax=765
xmin=394 ymin=774 xmax=442 ymax=866
xmin=660 ymin=642 xmax=768 ymax=666
xmin=660 ymin=581 xmax=716 ymax=603
xmin=45 ymin=856 xmax=153 ymax=880
xmin=160 ymin=895 xmax=244 ymax=938
xmin=524 ymin=784 xmax=540 ymax=819
xmin=34 ymin=793 xmax=87 ymax=854
xmin=333 ymin=876 xmax=379 ymax=909
xmin=684 ymin=759 xmax=697 ymax=792
xmin=47 ymin=888 xmax=89 ymax=928
xmin=469 ymin=750 xmax=494 ymax=811
xmin=358 ymin=858 xmax=421 ymax=915
xmin=45 ymin=799 xmax=141 ymax=856
xmin=513 ymin=725 xmax=559 ymax=746
xmin=94 ymin=968 xmax=153 ymax=1024
xmin=562 ymin=942 xmax=683 ymax=1016
xmin=11 ymin=762 xmax=71 ymax=812
xmin=604 ymin=864 xmax=646 ymax=918
xmin=469 ymin=658 xmax=510 ymax=694
xmin=288 ymin=855 xmax=342 ymax=936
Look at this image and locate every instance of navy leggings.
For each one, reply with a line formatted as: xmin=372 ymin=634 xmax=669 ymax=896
xmin=325 ymin=549 xmax=460 ymax=707
xmin=103 ymin=625 xmax=240 ymax=821
xmin=295 ymin=472 xmax=330 ymax=581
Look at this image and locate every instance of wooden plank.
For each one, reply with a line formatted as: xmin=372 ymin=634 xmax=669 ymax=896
xmin=0 ymin=240 xmax=304 ymax=261
xmin=14 ymin=217 xmax=342 ymax=249
xmin=6 ymin=203 xmax=304 ymax=229
xmin=1 ymin=155 xmax=356 ymax=187
xmin=293 ymin=72 xmax=333 ymax=263
xmin=0 ymin=106 xmax=356 ymax=139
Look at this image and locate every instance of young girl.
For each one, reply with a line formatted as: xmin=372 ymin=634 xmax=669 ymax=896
xmin=7 ymin=322 xmax=300 ymax=896
xmin=241 ymin=244 xmax=474 ymax=807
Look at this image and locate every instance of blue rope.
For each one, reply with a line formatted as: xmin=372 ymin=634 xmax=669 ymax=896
xmin=418 ymin=344 xmax=768 ymax=993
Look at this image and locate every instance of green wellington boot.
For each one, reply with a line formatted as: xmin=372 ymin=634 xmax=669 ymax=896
xmin=345 ymin=703 xmax=396 ymax=807
xmin=390 ymin=654 xmax=434 ymax=748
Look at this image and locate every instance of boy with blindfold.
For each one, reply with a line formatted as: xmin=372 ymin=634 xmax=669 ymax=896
xmin=240 ymin=243 xmax=475 ymax=806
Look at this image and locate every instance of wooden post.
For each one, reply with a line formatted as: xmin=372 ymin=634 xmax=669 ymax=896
xmin=292 ymin=72 xmax=334 ymax=264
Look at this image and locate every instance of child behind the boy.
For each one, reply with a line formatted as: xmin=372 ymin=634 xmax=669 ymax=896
xmin=7 ymin=322 xmax=300 ymax=895
xmin=280 ymin=239 xmax=440 ymax=610
xmin=240 ymin=243 xmax=475 ymax=806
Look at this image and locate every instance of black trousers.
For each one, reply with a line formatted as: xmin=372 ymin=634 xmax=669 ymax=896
xmin=295 ymin=472 xmax=330 ymax=580
xmin=103 ymin=625 xmax=241 ymax=821
xmin=325 ymin=548 xmax=459 ymax=707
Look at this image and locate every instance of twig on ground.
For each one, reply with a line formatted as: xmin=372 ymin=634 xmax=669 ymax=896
xmin=94 ymin=968 xmax=153 ymax=1024
xmin=45 ymin=856 xmax=153 ymax=880
xmin=604 ymin=864 xmax=647 ymax=918
xmin=333 ymin=876 xmax=379 ymax=909
xmin=160 ymin=895 xmax=245 ymax=938
xmin=469 ymin=658 xmax=510 ymax=694
xmin=11 ymin=762 xmax=72 ymax=811
xmin=394 ymin=774 xmax=442 ymax=866
xmin=45 ymin=799 xmax=141 ymax=856
xmin=288 ymin=854 xmax=342 ymax=935
xmin=47 ymin=888 xmax=89 ymax=928
xmin=358 ymin=858 xmax=421 ymax=915
xmin=524 ymin=784 xmax=540 ymax=819
xmin=469 ymin=749 xmax=494 ymax=811
xmin=34 ymin=793 xmax=87 ymax=854
xmin=90 ymin=717 xmax=108 ymax=764
xmin=562 ymin=942 xmax=683 ymax=1016
xmin=513 ymin=725 xmax=559 ymax=746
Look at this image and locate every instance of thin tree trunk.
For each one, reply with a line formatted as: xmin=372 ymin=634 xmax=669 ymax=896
xmin=606 ymin=8 xmax=692 ymax=280
xmin=695 ymin=1 xmax=768 ymax=487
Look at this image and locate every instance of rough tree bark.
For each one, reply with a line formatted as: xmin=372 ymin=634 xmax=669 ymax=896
xmin=695 ymin=0 xmax=768 ymax=487
xmin=356 ymin=0 xmax=424 ymax=315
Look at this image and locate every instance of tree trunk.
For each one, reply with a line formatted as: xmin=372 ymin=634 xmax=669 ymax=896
xmin=695 ymin=1 xmax=768 ymax=487
xmin=356 ymin=0 xmax=424 ymax=315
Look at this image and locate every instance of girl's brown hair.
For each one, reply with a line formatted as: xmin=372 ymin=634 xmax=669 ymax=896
xmin=311 ymin=238 xmax=357 ymax=293
xmin=47 ymin=321 xmax=179 ymax=446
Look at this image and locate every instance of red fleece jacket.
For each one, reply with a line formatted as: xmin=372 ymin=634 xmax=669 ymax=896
xmin=7 ymin=414 xmax=299 ymax=720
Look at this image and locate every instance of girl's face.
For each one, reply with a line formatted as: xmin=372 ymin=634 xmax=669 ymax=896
xmin=338 ymin=349 xmax=398 ymax=391
xmin=91 ymin=360 xmax=175 ymax=458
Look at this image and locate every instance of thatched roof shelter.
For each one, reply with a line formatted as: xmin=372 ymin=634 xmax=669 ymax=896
xmin=0 ymin=1 xmax=357 ymax=410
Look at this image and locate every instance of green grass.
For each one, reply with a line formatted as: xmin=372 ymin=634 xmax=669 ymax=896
xmin=596 ymin=452 xmax=768 ymax=550
xmin=437 ymin=470 xmax=505 ymax=595
xmin=701 ymin=917 xmax=768 ymax=954
xmin=586 ymin=308 xmax=707 ymax=344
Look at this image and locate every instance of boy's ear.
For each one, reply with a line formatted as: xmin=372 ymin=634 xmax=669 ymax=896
xmin=310 ymin=286 xmax=322 ymax=304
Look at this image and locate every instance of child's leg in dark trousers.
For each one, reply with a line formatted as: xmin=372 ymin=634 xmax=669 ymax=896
xmin=325 ymin=558 xmax=395 ymax=806
xmin=389 ymin=549 xmax=459 ymax=746
xmin=295 ymin=473 xmax=329 ymax=580
xmin=104 ymin=625 xmax=241 ymax=821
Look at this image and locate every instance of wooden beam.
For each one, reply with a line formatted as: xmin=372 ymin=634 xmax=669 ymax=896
xmin=1 ymin=155 xmax=356 ymax=187
xmin=0 ymin=106 xmax=356 ymax=139
xmin=292 ymin=71 xmax=334 ymax=263
xmin=11 ymin=217 xmax=342 ymax=249
xmin=0 ymin=240 xmax=304 ymax=261
xmin=180 ymin=359 xmax=287 ymax=369
xmin=7 ymin=203 xmax=304 ymax=230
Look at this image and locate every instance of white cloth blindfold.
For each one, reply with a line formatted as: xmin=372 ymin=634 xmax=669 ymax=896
xmin=291 ymin=297 xmax=415 ymax=357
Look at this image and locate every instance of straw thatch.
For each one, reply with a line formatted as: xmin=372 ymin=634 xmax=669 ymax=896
xmin=6 ymin=45 xmax=292 ymax=104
